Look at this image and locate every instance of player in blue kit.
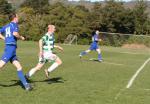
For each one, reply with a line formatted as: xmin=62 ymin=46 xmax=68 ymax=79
xmin=0 ymin=13 xmax=32 ymax=91
xmin=79 ymin=30 xmax=103 ymax=62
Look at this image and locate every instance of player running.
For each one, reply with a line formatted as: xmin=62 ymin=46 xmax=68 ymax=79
xmin=26 ymin=25 xmax=63 ymax=79
xmin=79 ymin=30 xmax=103 ymax=62
xmin=0 ymin=13 xmax=32 ymax=91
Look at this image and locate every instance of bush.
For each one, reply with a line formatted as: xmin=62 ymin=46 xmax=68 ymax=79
xmin=78 ymin=38 xmax=90 ymax=45
xmin=126 ymin=35 xmax=150 ymax=47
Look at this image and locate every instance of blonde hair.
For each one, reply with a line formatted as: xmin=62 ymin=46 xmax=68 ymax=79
xmin=48 ymin=25 xmax=55 ymax=33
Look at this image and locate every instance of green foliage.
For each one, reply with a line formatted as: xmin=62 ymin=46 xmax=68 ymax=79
xmin=133 ymin=0 xmax=149 ymax=35
xmin=91 ymin=1 xmax=135 ymax=33
xmin=21 ymin=0 xmax=49 ymax=14
xmin=126 ymin=35 xmax=150 ymax=47
xmin=101 ymin=34 xmax=129 ymax=47
xmin=0 ymin=15 xmax=8 ymax=26
xmin=0 ymin=0 xmax=150 ymax=47
xmin=78 ymin=38 xmax=90 ymax=45
xmin=0 ymin=0 xmax=13 ymax=14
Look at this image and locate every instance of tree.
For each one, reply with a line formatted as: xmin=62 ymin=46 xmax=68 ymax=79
xmin=88 ymin=3 xmax=103 ymax=30
xmin=21 ymin=0 xmax=49 ymax=14
xmin=0 ymin=0 xmax=12 ymax=14
xmin=133 ymin=0 xmax=149 ymax=35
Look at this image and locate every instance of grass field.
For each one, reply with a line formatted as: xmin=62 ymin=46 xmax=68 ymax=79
xmin=0 ymin=41 xmax=150 ymax=104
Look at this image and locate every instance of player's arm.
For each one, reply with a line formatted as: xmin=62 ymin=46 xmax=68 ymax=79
xmin=13 ymin=32 xmax=25 ymax=40
xmin=0 ymin=33 xmax=5 ymax=40
xmin=54 ymin=45 xmax=63 ymax=51
xmin=39 ymin=39 xmax=43 ymax=57
xmin=99 ymin=39 xmax=102 ymax=42
xmin=0 ymin=27 xmax=5 ymax=40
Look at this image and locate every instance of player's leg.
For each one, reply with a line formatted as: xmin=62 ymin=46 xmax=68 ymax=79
xmin=26 ymin=63 xmax=44 ymax=78
xmin=45 ymin=54 xmax=62 ymax=78
xmin=79 ymin=49 xmax=91 ymax=58
xmin=12 ymin=60 xmax=32 ymax=90
xmin=0 ymin=45 xmax=12 ymax=69
xmin=0 ymin=60 xmax=6 ymax=69
xmin=96 ymin=48 xmax=103 ymax=61
xmin=79 ymin=43 xmax=94 ymax=58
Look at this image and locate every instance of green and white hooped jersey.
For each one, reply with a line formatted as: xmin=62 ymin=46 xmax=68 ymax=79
xmin=41 ymin=32 xmax=55 ymax=52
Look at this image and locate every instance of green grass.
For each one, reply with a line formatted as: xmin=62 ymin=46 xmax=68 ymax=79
xmin=0 ymin=41 xmax=150 ymax=104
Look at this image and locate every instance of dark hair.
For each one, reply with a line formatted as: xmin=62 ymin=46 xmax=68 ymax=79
xmin=9 ymin=13 xmax=17 ymax=21
xmin=91 ymin=31 xmax=96 ymax=36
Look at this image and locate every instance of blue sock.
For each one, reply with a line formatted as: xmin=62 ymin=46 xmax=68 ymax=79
xmin=98 ymin=54 xmax=102 ymax=60
xmin=17 ymin=70 xmax=28 ymax=87
xmin=80 ymin=51 xmax=87 ymax=56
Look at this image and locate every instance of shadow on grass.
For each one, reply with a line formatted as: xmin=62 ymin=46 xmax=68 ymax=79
xmin=0 ymin=77 xmax=65 ymax=88
xmin=32 ymin=77 xmax=65 ymax=84
xmin=80 ymin=58 xmax=102 ymax=63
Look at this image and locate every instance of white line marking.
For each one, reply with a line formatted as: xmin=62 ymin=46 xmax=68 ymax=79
xmin=102 ymin=61 xmax=124 ymax=66
xmin=115 ymin=88 xmax=126 ymax=100
xmin=114 ymin=57 xmax=150 ymax=100
xmin=126 ymin=57 xmax=150 ymax=88
xmin=89 ymin=58 xmax=124 ymax=66
xmin=104 ymin=49 xmax=150 ymax=55
xmin=116 ymin=51 xmax=150 ymax=55
xmin=143 ymin=89 xmax=150 ymax=91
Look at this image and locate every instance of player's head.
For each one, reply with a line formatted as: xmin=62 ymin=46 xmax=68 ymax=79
xmin=9 ymin=13 xmax=18 ymax=23
xmin=48 ymin=25 xmax=56 ymax=33
xmin=96 ymin=30 xmax=100 ymax=34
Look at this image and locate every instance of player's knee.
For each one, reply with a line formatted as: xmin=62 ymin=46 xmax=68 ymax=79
xmin=97 ymin=49 xmax=101 ymax=53
xmin=37 ymin=67 xmax=41 ymax=71
xmin=56 ymin=59 xmax=62 ymax=65
xmin=17 ymin=66 xmax=22 ymax=70
xmin=0 ymin=61 xmax=5 ymax=69
xmin=0 ymin=64 xmax=4 ymax=69
xmin=35 ymin=65 xmax=42 ymax=71
xmin=59 ymin=60 xmax=62 ymax=65
xmin=86 ymin=50 xmax=90 ymax=53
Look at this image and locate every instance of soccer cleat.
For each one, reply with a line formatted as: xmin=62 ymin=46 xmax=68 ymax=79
xmin=98 ymin=59 xmax=103 ymax=62
xmin=25 ymin=83 xmax=33 ymax=91
xmin=24 ymin=74 xmax=30 ymax=82
xmin=44 ymin=69 xmax=49 ymax=78
xmin=79 ymin=54 xmax=82 ymax=59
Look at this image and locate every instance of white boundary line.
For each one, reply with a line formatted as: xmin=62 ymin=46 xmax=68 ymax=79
xmin=104 ymin=49 xmax=150 ymax=55
xmin=114 ymin=88 xmax=126 ymax=100
xmin=114 ymin=57 xmax=150 ymax=100
xmin=126 ymin=57 xmax=150 ymax=88
xmin=118 ymin=51 xmax=149 ymax=55
xmin=89 ymin=58 xmax=124 ymax=66
xmin=102 ymin=61 xmax=124 ymax=66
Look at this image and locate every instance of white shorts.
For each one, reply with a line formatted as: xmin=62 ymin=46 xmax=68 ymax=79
xmin=39 ymin=52 xmax=58 ymax=64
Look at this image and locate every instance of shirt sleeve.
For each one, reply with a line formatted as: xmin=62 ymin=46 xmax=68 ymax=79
xmin=0 ymin=26 xmax=5 ymax=34
xmin=94 ymin=35 xmax=99 ymax=41
xmin=13 ymin=23 xmax=19 ymax=32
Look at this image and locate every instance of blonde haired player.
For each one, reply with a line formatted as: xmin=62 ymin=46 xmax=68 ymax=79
xmin=26 ymin=25 xmax=63 ymax=78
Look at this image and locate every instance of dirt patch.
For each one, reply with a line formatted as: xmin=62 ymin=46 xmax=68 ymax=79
xmin=122 ymin=44 xmax=149 ymax=49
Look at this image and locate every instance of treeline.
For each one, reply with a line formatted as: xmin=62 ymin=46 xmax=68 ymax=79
xmin=0 ymin=0 xmax=150 ymax=45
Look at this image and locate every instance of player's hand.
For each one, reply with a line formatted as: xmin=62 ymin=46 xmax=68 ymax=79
xmin=99 ymin=39 xmax=102 ymax=42
xmin=20 ymin=36 xmax=25 ymax=41
xmin=39 ymin=51 xmax=43 ymax=57
xmin=58 ymin=46 xmax=63 ymax=52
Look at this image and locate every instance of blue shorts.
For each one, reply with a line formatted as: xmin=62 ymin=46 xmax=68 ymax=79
xmin=89 ymin=42 xmax=99 ymax=50
xmin=1 ymin=45 xmax=18 ymax=63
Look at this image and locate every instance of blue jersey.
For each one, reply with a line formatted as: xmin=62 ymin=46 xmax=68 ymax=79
xmin=89 ymin=34 xmax=100 ymax=50
xmin=92 ymin=34 xmax=99 ymax=43
xmin=0 ymin=22 xmax=18 ymax=45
